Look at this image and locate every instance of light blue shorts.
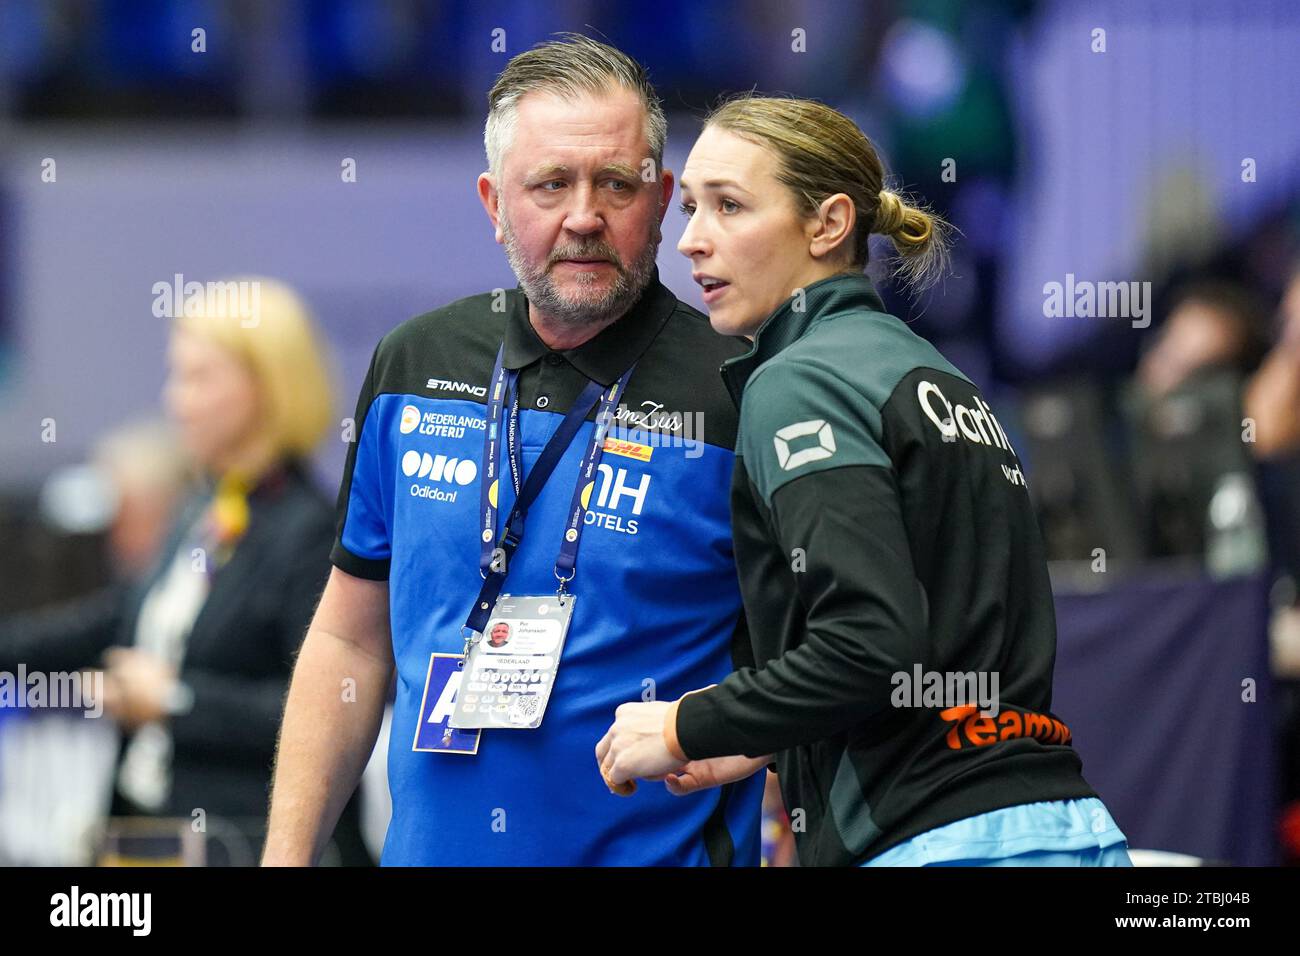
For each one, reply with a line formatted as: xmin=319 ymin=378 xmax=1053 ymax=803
xmin=861 ymin=797 xmax=1133 ymax=867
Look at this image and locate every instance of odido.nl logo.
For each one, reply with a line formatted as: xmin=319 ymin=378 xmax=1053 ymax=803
xmin=402 ymin=450 xmax=477 ymax=503
xmin=400 ymin=405 xmax=478 ymax=503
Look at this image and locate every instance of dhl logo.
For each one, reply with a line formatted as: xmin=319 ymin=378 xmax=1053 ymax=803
xmin=602 ymin=437 xmax=653 ymax=462
xmin=940 ymin=704 xmax=1072 ymax=750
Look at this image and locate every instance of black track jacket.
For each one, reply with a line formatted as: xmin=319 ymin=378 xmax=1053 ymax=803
xmin=674 ymin=273 xmax=1097 ymax=866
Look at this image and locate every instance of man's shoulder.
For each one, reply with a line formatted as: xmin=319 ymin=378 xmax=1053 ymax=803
xmin=628 ymin=288 xmax=747 ymax=451
xmin=366 ymin=290 xmax=508 ymax=391
xmin=656 ymin=295 xmax=750 ymax=364
xmin=377 ymin=290 xmax=507 ymax=359
xmin=633 ymin=287 xmax=749 ymax=400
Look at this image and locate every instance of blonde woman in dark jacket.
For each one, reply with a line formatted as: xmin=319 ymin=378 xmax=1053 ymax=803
xmin=598 ymin=97 xmax=1131 ymax=867
xmin=0 ymin=279 xmax=371 ymax=864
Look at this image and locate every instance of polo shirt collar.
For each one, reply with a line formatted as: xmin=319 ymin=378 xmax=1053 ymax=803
xmin=502 ymin=269 xmax=676 ymax=386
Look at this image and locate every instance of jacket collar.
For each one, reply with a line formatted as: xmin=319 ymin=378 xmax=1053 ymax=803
xmin=502 ymin=269 xmax=676 ymax=386
xmin=196 ymin=456 xmax=302 ymax=504
xmin=720 ymin=271 xmax=886 ymax=407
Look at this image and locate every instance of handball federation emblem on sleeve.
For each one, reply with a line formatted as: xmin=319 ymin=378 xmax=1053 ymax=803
xmin=773 ymin=419 xmax=837 ymax=471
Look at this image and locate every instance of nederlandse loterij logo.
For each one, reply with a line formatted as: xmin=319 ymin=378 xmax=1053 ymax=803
xmin=400 ymin=404 xmax=486 ymax=438
xmin=399 ymin=404 xmax=422 ymax=434
xmin=774 ymin=419 xmax=836 ymax=471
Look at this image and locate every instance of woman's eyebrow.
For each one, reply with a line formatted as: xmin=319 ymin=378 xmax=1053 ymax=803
xmin=681 ymin=176 xmax=753 ymax=195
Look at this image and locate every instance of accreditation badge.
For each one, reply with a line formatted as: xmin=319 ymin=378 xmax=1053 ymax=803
xmin=413 ymin=653 xmax=481 ymax=754
xmin=448 ymin=594 xmax=575 ymax=730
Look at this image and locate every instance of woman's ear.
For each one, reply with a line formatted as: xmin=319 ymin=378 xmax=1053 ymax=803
xmin=808 ymin=193 xmax=856 ymax=261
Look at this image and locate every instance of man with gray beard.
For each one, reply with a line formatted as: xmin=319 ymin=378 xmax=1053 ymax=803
xmin=497 ymin=184 xmax=661 ymax=330
xmin=264 ymin=34 xmax=764 ymax=866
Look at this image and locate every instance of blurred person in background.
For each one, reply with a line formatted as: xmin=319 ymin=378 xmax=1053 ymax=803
xmin=1126 ymin=280 xmax=1271 ymax=564
xmin=91 ymin=420 xmax=193 ymax=579
xmin=1245 ymin=265 xmax=1300 ymax=460
xmin=1244 ymin=263 xmax=1300 ymax=861
xmin=1245 ymin=263 xmax=1300 ymax=602
xmin=0 ymin=278 xmax=372 ymax=865
xmin=0 ymin=418 xmax=188 ymax=865
xmin=1 ymin=418 xmax=191 ymax=655
xmin=64 ymin=418 xmax=193 ymax=579
xmin=1135 ymin=280 xmax=1270 ymax=401
xmin=759 ymin=771 xmax=796 ymax=867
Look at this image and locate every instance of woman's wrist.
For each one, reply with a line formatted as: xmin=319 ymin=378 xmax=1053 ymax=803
xmin=663 ymin=684 xmax=719 ymax=763
xmin=663 ymin=698 xmax=688 ymax=762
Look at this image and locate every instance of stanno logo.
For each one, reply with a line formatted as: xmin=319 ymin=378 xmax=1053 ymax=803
xmin=427 ymin=378 xmax=487 ymax=398
xmin=774 ymin=419 xmax=836 ymax=471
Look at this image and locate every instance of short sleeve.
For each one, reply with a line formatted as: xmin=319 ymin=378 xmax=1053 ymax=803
xmin=330 ymin=344 xmax=392 ymax=580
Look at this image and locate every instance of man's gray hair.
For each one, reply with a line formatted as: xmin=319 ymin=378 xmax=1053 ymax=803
xmin=484 ymin=33 xmax=667 ymax=176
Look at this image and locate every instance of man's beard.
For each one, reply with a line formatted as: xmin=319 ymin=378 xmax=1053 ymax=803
xmin=500 ymin=209 xmax=661 ymax=328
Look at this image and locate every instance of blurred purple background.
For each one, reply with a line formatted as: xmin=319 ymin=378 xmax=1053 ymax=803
xmin=0 ymin=0 xmax=1294 ymax=491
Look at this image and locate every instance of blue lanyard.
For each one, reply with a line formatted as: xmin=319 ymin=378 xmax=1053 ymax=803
xmin=464 ymin=344 xmax=634 ymax=639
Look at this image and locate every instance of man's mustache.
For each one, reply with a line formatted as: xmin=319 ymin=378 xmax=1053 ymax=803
xmin=548 ymin=242 xmax=625 ymax=271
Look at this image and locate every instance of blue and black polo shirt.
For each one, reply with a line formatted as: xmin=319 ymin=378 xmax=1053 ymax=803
xmin=331 ymin=272 xmax=764 ymax=865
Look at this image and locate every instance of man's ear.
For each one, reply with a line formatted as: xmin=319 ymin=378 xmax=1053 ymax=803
xmin=477 ymin=172 xmax=504 ymax=244
xmin=808 ymin=193 xmax=856 ymax=261
xmin=657 ymin=165 xmax=676 ymax=224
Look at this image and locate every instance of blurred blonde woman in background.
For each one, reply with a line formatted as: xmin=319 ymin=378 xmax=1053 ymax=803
xmin=0 ymin=277 xmax=372 ymax=865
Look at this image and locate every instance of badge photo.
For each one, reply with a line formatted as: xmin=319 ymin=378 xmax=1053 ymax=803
xmin=448 ymin=594 xmax=575 ymax=731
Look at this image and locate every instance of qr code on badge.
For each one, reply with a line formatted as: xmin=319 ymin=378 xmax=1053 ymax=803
xmin=508 ymin=694 xmax=542 ymax=726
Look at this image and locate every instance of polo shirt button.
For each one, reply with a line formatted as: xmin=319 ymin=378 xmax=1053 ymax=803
xmin=537 ymin=395 xmax=550 ymax=409
xmin=545 ymin=354 xmax=563 ymax=366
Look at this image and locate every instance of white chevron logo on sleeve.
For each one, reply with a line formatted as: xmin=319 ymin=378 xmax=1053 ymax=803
xmin=773 ymin=419 xmax=837 ymax=470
